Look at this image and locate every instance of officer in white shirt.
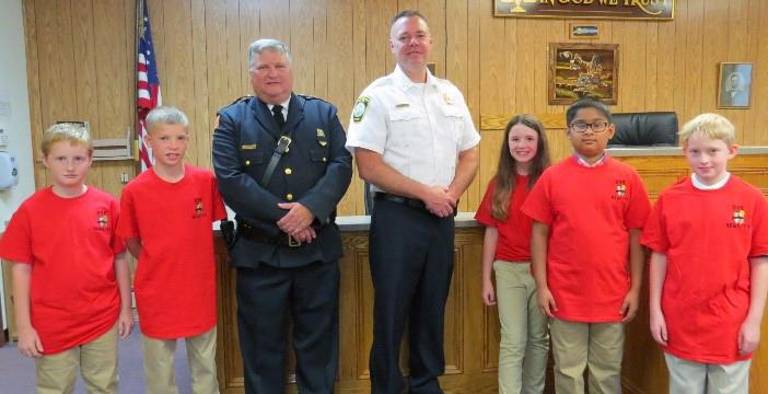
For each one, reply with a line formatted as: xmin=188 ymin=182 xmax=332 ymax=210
xmin=345 ymin=10 xmax=480 ymax=394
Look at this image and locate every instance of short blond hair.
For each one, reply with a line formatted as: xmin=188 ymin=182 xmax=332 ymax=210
xmin=41 ymin=123 xmax=93 ymax=157
xmin=146 ymin=106 xmax=189 ymax=134
xmin=678 ymin=113 xmax=736 ymax=145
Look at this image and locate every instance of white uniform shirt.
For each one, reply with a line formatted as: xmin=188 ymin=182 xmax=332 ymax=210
xmin=346 ymin=65 xmax=480 ymax=192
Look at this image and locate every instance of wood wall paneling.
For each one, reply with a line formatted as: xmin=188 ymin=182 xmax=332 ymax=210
xmin=655 ymin=14 xmax=675 ymax=110
xmin=18 ymin=2 xmax=768 ymax=392
xmin=24 ymin=0 xmax=768 ymax=210
xmin=22 ymin=0 xmax=44 ymax=190
xmin=750 ymin=0 xmax=768 ymax=146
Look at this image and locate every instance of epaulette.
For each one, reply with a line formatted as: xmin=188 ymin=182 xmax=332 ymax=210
xmin=297 ymin=93 xmax=326 ymax=103
xmin=217 ymin=95 xmax=253 ymax=115
xmin=227 ymin=95 xmax=253 ymax=106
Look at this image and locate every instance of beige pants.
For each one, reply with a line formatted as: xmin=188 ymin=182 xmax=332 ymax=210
xmin=35 ymin=324 xmax=118 ymax=394
xmin=142 ymin=327 xmax=219 ymax=394
xmin=550 ymin=319 xmax=624 ymax=394
xmin=494 ymin=261 xmax=549 ymax=394
xmin=665 ymin=353 xmax=751 ymax=394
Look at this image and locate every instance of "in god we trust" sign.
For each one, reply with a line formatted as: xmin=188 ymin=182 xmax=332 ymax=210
xmin=495 ymin=0 xmax=674 ymax=20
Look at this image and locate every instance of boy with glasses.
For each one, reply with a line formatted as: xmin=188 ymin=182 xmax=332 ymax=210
xmin=522 ymin=98 xmax=651 ymax=393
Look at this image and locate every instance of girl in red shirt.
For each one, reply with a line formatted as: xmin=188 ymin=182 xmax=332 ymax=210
xmin=475 ymin=114 xmax=551 ymax=393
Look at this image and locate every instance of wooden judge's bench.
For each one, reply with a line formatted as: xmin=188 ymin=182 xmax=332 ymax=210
xmin=214 ymin=147 xmax=768 ymax=394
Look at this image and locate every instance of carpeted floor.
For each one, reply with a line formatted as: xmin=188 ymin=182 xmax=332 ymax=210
xmin=0 ymin=327 xmax=193 ymax=393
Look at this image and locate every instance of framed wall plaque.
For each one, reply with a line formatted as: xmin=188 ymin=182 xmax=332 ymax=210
xmin=548 ymin=43 xmax=619 ymax=105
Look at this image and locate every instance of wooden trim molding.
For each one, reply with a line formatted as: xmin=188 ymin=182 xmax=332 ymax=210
xmin=480 ymin=113 xmax=567 ymax=131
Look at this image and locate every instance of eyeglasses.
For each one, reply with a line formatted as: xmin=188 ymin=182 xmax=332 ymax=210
xmin=570 ymin=120 xmax=610 ymax=133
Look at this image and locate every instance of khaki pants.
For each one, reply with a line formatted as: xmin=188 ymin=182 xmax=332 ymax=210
xmin=550 ymin=319 xmax=624 ymax=394
xmin=665 ymin=353 xmax=750 ymax=394
xmin=35 ymin=324 xmax=118 ymax=394
xmin=142 ymin=327 xmax=219 ymax=394
xmin=494 ymin=261 xmax=549 ymax=394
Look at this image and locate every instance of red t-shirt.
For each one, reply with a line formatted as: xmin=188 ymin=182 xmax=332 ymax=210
xmin=521 ymin=156 xmax=651 ymax=322
xmin=475 ymin=175 xmax=533 ymax=261
xmin=0 ymin=187 xmax=124 ymax=355
xmin=117 ymin=165 xmax=226 ymax=338
xmin=642 ymin=176 xmax=768 ymax=363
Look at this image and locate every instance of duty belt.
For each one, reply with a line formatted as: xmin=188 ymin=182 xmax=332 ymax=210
xmin=237 ymin=220 xmax=302 ymax=248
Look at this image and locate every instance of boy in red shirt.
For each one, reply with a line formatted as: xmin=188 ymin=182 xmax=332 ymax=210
xmin=0 ymin=123 xmax=132 ymax=392
xmin=522 ymin=98 xmax=651 ymax=394
xmin=117 ymin=106 xmax=226 ymax=393
xmin=642 ymin=113 xmax=768 ymax=393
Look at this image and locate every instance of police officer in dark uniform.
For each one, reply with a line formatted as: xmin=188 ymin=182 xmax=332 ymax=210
xmin=212 ymin=38 xmax=352 ymax=394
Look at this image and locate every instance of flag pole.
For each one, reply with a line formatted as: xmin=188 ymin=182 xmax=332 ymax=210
xmin=135 ymin=0 xmax=159 ymax=171
xmin=133 ymin=0 xmax=144 ymax=171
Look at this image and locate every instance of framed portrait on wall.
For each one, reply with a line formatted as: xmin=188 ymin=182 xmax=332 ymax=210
xmin=548 ymin=43 xmax=619 ymax=105
xmin=717 ymin=62 xmax=753 ymax=109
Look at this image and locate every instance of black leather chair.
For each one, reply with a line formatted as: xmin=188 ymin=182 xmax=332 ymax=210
xmin=608 ymin=111 xmax=679 ymax=146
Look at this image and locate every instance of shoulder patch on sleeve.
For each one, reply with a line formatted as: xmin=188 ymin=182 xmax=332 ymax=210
xmin=352 ymin=96 xmax=370 ymax=122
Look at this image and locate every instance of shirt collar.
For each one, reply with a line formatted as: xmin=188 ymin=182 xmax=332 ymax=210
xmin=573 ymin=152 xmax=608 ymax=168
xmin=691 ymin=172 xmax=731 ymax=190
xmin=393 ymin=64 xmax=438 ymax=92
xmin=266 ymin=97 xmax=291 ymax=114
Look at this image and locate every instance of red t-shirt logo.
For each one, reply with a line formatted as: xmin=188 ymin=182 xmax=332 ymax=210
xmin=193 ymin=198 xmax=204 ymax=218
xmin=730 ymin=205 xmax=746 ymax=227
xmin=614 ymin=180 xmax=627 ymax=199
xmin=96 ymin=209 xmax=110 ymax=230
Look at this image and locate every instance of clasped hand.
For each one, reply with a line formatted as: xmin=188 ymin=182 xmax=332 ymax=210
xmin=423 ymin=186 xmax=457 ymax=217
xmin=277 ymin=202 xmax=316 ymax=243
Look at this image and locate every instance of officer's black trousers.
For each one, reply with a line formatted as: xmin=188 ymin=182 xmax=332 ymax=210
xmin=369 ymin=199 xmax=455 ymax=394
xmin=236 ymin=260 xmax=339 ymax=394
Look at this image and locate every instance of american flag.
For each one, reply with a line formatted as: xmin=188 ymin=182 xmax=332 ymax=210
xmin=136 ymin=0 xmax=161 ymax=170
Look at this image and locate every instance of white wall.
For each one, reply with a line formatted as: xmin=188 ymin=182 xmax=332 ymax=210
xmin=0 ymin=0 xmax=35 ymax=331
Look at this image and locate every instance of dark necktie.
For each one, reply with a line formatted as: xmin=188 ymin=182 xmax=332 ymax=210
xmin=272 ymin=105 xmax=285 ymax=129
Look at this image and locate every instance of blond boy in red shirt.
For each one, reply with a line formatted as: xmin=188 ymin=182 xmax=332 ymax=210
xmin=0 ymin=123 xmax=132 ymax=392
xmin=117 ymin=106 xmax=226 ymax=393
xmin=522 ymin=98 xmax=650 ymax=394
xmin=642 ymin=113 xmax=768 ymax=394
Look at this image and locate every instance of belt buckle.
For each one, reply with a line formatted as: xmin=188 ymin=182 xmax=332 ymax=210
xmin=276 ymin=136 xmax=292 ymax=154
xmin=287 ymin=234 xmax=301 ymax=248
